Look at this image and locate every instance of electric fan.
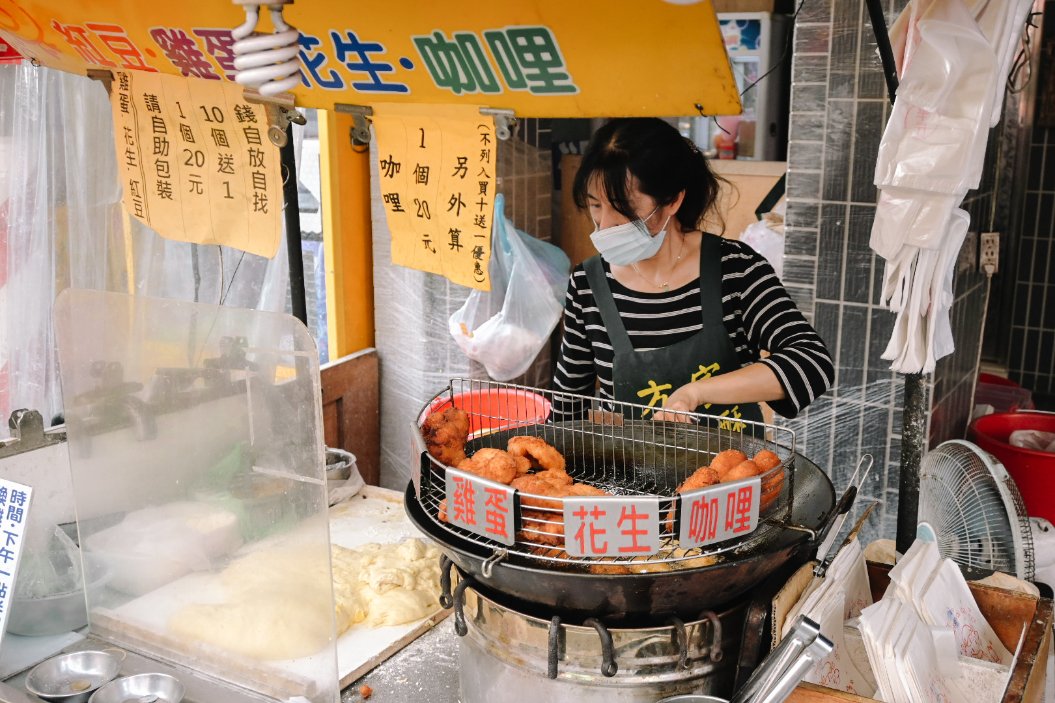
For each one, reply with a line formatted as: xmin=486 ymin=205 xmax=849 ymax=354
xmin=917 ymin=439 xmax=1035 ymax=580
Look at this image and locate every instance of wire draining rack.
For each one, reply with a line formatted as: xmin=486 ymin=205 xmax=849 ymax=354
xmin=413 ymin=378 xmax=798 ymax=568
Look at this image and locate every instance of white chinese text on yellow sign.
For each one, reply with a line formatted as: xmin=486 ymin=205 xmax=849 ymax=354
xmin=110 ymin=72 xmax=281 ymax=257
xmin=373 ymin=104 xmax=495 ymax=290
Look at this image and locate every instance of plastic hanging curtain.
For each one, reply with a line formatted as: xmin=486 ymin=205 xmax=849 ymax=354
xmin=0 ymin=63 xmax=290 ymax=438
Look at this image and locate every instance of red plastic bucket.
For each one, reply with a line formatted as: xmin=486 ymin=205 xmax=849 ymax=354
xmin=968 ymin=412 xmax=1055 ymax=522
xmin=423 ymin=388 xmax=552 ymax=436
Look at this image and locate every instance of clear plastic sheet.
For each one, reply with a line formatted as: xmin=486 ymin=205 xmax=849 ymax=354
xmin=55 ymin=288 xmax=337 ymax=703
xmin=0 ymin=63 xmax=289 ymax=439
xmin=14 ymin=525 xmax=81 ymax=599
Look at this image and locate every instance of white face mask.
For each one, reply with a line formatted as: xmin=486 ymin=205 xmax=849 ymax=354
xmin=590 ymin=206 xmax=672 ymax=266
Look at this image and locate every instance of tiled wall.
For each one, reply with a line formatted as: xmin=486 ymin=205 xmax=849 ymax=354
xmin=781 ymin=0 xmax=1015 ymax=541
xmin=1010 ymin=125 xmax=1055 ymax=402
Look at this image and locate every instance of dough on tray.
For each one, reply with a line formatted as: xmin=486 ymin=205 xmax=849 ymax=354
xmin=168 ymin=538 xmax=441 ymax=660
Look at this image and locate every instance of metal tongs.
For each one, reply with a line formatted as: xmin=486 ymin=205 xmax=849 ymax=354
xmin=813 ymin=454 xmax=873 ymax=577
xmin=730 ymin=616 xmax=834 ymax=703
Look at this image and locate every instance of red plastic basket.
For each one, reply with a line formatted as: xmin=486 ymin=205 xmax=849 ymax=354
xmin=423 ymin=387 xmax=552 ymax=436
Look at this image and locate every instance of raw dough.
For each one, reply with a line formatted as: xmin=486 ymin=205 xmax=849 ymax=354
xmin=168 ymin=538 xmax=441 ymax=660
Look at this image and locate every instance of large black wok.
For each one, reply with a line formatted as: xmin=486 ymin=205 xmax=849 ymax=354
xmin=406 ymin=453 xmax=835 ymax=623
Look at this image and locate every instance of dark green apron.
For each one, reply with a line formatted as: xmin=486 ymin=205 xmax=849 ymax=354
xmin=583 ymin=233 xmax=763 ymax=427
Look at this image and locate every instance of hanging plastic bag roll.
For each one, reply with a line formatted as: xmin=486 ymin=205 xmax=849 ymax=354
xmin=449 ymin=194 xmax=571 ymax=381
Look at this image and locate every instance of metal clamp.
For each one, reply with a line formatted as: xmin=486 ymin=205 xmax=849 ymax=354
xmin=243 ymin=89 xmax=305 ymax=147
xmin=480 ymin=549 xmax=507 ymax=578
xmin=0 ymin=410 xmax=65 ymax=459
xmin=583 ymin=618 xmax=618 ymax=677
xmin=547 ymin=616 xmax=562 ymax=679
xmin=333 ymin=104 xmax=517 ymax=144
xmin=334 ymin=104 xmax=373 ymax=145
xmin=666 ymin=616 xmax=690 ymax=670
xmin=479 ymin=108 xmax=516 ymax=141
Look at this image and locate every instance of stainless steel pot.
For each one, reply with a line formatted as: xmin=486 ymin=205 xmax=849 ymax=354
xmin=457 ymin=586 xmax=744 ymax=703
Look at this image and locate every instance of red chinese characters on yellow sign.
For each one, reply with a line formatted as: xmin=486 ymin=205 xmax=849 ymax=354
xmin=372 ymin=103 xmax=496 ymax=290
xmin=109 ymin=71 xmax=281 ymax=258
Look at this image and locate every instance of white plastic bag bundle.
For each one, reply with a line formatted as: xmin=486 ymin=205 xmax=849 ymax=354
xmin=449 ymin=194 xmax=570 ymax=381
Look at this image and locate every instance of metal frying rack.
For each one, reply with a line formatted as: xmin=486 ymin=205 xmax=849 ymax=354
xmin=414 ymin=378 xmax=799 ymax=568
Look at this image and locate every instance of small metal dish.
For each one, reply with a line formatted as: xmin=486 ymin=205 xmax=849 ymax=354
xmin=25 ymin=650 xmax=122 ymax=703
xmin=325 ymin=447 xmax=355 ymax=481
xmin=656 ymin=696 xmax=729 ymax=703
xmin=88 ymin=673 xmax=184 ymax=703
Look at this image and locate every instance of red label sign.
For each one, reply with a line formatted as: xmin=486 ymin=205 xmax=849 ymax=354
xmin=444 ymin=468 xmax=516 ymax=546
xmin=678 ymin=476 xmax=761 ymax=548
xmin=562 ymin=497 xmax=661 ymax=557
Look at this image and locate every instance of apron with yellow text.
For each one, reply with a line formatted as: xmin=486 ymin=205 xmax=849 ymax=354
xmin=583 ymin=233 xmax=763 ymax=427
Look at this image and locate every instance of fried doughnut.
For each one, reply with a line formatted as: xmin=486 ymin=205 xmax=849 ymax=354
xmin=456 ymin=448 xmax=519 ymax=484
xmin=511 ymin=474 xmax=566 ymax=510
xmin=723 ymin=459 xmax=760 ymax=482
xmin=710 ymin=449 xmax=748 ymax=478
xmin=667 ymin=466 xmax=721 ymax=524
xmin=676 ymin=466 xmax=721 ymax=493
xmin=421 ymin=407 xmax=470 ymax=466
xmin=513 ymin=455 xmax=532 ymax=475
xmin=753 ymin=449 xmax=781 ymax=472
xmin=519 ymin=509 xmax=564 ymax=546
xmin=507 ymin=436 xmax=566 ymax=473
xmin=563 ymin=483 xmax=609 ymax=497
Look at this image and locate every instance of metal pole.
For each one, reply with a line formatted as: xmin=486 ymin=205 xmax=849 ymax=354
xmin=865 ymin=0 xmax=900 ymax=105
xmin=863 ymin=0 xmax=928 ymax=553
xmin=896 ymin=373 xmax=928 ymax=553
xmin=280 ymin=123 xmax=308 ymax=326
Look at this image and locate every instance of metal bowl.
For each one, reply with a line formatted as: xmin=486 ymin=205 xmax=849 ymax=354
xmin=25 ymin=650 xmax=122 ymax=703
xmin=657 ymin=696 xmax=729 ymax=703
xmin=325 ymin=447 xmax=355 ymax=481
xmin=88 ymin=673 xmax=184 ymax=703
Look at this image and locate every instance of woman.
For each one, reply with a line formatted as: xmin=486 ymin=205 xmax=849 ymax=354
xmin=552 ymin=118 xmax=833 ymax=425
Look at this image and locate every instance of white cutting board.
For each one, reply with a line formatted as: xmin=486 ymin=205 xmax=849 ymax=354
xmin=92 ymin=486 xmax=447 ymax=698
xmin=327 ymin=485 xmax=449 ymax=687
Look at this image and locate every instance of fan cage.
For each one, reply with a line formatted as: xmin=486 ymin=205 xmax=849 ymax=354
xmin=918 ymin=440 xmax=1035 ymax=582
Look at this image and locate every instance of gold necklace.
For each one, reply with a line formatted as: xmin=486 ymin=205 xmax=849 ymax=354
xmin=631 ymin=234 xmax=685 ymax=292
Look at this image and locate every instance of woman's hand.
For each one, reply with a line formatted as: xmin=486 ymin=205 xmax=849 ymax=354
xmin=651 ymin=363 xmax=787 ymax=422
xmin=653 ymin=382 xmax=703 ymax=423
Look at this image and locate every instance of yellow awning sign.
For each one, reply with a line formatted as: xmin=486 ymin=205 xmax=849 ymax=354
xmin=0 ymin=0 xmax=741 ymax=117
xmin=373 ymin=103 xmax=496 ymax=290
xmin=109 ymin=71 xmax=282 ymax=258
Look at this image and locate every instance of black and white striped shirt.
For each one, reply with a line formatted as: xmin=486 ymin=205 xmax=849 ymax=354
xmin=553 ymin=238 xmax=834 ymax=419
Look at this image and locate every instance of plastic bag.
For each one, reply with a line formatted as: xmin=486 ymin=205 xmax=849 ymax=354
xmin=1010 ymin=430 xmax=1055 ymax=454
xmin=740 ymin=219 xmax=785 ymax=280
xmin=449 ymin=194 xmax=570 ymax=381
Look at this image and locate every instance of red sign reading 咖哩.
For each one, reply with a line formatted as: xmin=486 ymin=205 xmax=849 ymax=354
xmin=678 ymin=476 xmax=761 ymax=549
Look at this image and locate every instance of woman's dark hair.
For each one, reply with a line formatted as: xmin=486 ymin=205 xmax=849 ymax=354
xmin=572 ymin=118 xmax=723 ymax=232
